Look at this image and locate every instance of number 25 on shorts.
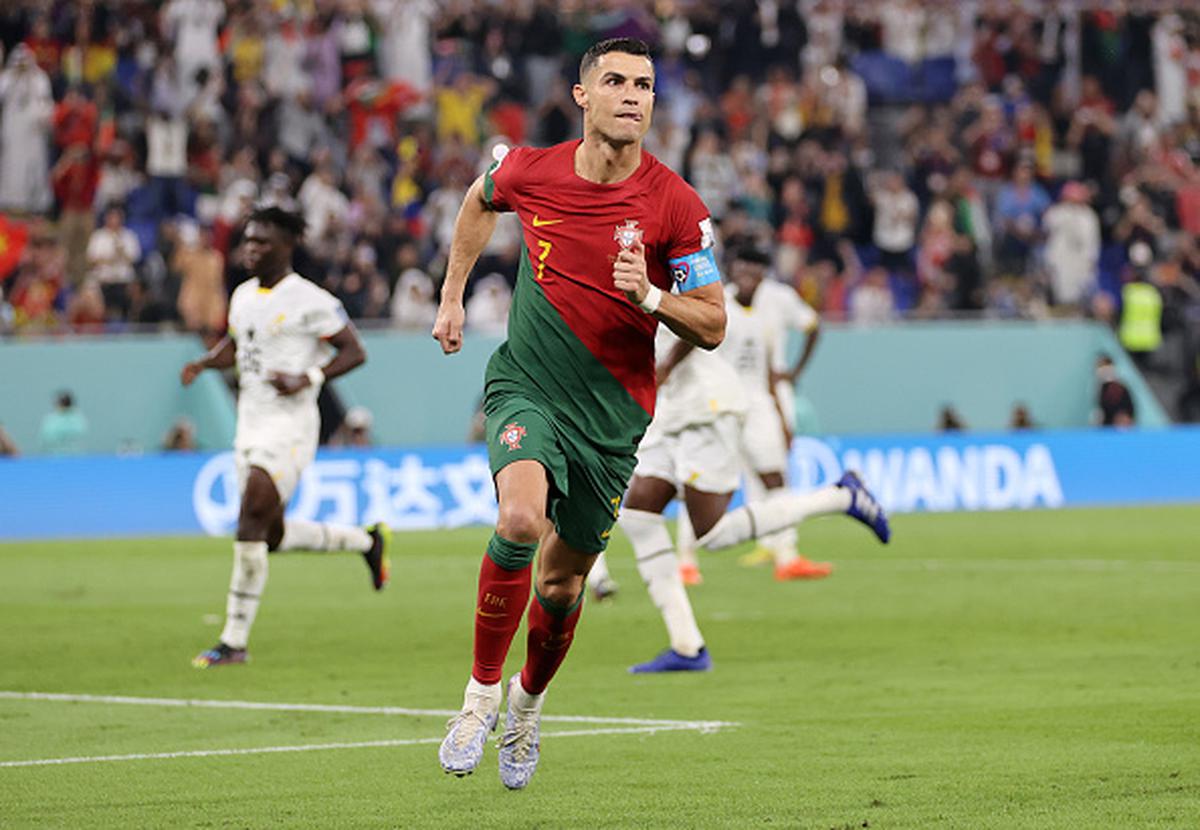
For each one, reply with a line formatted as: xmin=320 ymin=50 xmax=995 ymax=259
xmin=535 ymin=240 xmax=552 ymax=280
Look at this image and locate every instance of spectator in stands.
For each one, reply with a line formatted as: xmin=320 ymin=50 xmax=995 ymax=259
xmin=160 ymin=0 xmax=225 ymax=101
xmin=162 ymin=417 xmax=197 ymax=451
xmin=937 ymin=404 xmax=967 ymax=432
xmin=1095 ymin=355 xmax=1136 ymax=428
xmin=299 ymin=159 xmax=350 ymax=249
xmin=993 ymin=162 xmax=1050 ymax=280
xmin=849 ymin=266 xmax=896 ymax=325
xmin=871 ymin=170 xmax=919 ymax=280
xmin=86 ymin=205 xmax=141 ymax=320
xmin=39 ymin=390 xmax=89 ymax=455
xmin=145 ymin=106 xmax=192 ymax=217
xmin=1118 ymin=267 xmax=1163 ymax=371
xmin=372 ymin=0 xmax=436 ymax=100
xmin=464 ymin=272 xmax=511 ymax=335
xmin=1043 ymin=182 xmax=1100 ymax=310
xmin=334 ymin=406 xmax=374 ymax=448
xmin=52 ymin=86 xmax=98 ymax=152
xmin=0 ymin=423 xmax=18 ymax=457
xmin=0 ymin=44 xmax=53 ymax=215
xmin=1067 ymin=76 xmax=1118 ymax=184
xmin=94 ymin=141 xmax=141 ymax=215
xmin=390 ymin=267 xmax=437 ymax=329
xmin=0 ymin=0 xmax=1196 ymax=380
xmin=51 ymin=143 xmax=100 ymax=286
xmin=65 ymin=278 xmax=106 ymax=332
xmin=174 ymin=222 xmax=225 ymax=338
xmin=1009 ymin=403 xmax=1036 ymax=430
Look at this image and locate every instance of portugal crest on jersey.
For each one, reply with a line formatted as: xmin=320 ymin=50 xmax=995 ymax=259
xmin=613 ymin=219 xmax=642 ymax=250
xmin=500 ymin=422 xmax=527 ymax=451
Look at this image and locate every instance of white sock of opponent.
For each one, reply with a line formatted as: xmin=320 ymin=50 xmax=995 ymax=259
xmin=586 ymin=552 xmax=612 ymax=591
xmin=279 ymin=519 xmax=372 ymax=553
xmin=219 ymin=540 xmax=268 ymax=649
xmin=762 ymin=524 xmax=800 ymax=566
xmin=619 ymin=508 xmax=705 ymax=658
xmin=697 ymin=485 xmax=852 ymax=551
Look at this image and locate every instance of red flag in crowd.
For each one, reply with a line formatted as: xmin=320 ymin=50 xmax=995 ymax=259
xmin=0 ymin=215 xmax=29 ymax=281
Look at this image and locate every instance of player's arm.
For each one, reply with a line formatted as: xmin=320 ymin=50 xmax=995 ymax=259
xmin=613 ymin=241 xmax=725 ymax=350
xmin=180 ymin=336 xmax=235 ymax=386
xmin=655 ymin=338 xmax=695 ymax=386
xmin=432 ymin=174 xmax=498 ymax=355
xmin=784 ymin=320 xmax=821 ymax=383
xmin=270 ymin=324 xmax=366 ymax=396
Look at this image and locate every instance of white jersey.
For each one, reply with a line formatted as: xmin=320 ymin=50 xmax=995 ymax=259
xmin=718 ymin=280 xmax=818 ymax=401
xmin=228 ymin=273 xmax=348 ymax=450
xmin=649 ymin=326 xmax=747 ymax=436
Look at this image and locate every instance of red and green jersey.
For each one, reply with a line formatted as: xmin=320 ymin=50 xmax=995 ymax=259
xmin=482 ymin=140 xmax=718 ymax=454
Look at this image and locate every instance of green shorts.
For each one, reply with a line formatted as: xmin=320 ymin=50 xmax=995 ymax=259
xmin=484 ymin=389 xmax=636 ymax=554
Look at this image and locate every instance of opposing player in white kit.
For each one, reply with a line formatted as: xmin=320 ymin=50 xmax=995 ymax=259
xmin=679 ymin=242 xmax=831 ymax=584
xmin=616 ymin=246 xmax=891 ymax=673
xmin=180 ymin=206 xmax=391 ymax=668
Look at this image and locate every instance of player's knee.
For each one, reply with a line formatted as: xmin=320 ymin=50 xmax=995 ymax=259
xmin=495 ymin=503 xmax=545 ymax=544
xmin=537 ymin=574 xmax=583 ymax=610
xmin=690 ymin=513 xmax=721 ymax=538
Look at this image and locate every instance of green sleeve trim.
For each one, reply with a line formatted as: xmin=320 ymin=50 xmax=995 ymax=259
xmin=482 ymin=161 xmax=498 ymax=207
xmin=486 ymin=533 xmax=537 ymax=570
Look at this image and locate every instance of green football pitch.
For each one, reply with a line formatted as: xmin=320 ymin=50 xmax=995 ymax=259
xmin=2 ymin=506 xmax=1198 ymax=829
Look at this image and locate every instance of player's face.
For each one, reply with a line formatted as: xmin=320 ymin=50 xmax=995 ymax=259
xmin=731 ymin=259 xmax=766 ymax=302
xmin=241 ymin=221 xmax=285 ymax=275
xmin=575 ymin=52 xmax=655 ymax=145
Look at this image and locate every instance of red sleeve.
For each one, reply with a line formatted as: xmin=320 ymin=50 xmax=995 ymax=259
xmin=482 ymin=146 xmax=531 ymax=213
xmin=664 ymin=179 xmax=715 ymax=260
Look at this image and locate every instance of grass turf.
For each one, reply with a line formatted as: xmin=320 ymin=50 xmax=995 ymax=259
xmin=1 ymin=506 xmax=1198 ymax=828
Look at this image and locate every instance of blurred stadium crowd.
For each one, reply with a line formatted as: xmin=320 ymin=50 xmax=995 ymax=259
xmin=0 ymin=0 xmax=1198 ymax=414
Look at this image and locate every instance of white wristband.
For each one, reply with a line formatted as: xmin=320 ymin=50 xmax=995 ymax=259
xmin=306 ymin=366 xmax=325 ymax=387
xmin=638 ymin=284 xmax=663 ymax=314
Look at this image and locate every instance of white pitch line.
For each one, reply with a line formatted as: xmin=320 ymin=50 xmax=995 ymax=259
xmin=0 ymin=724 xmax=714 ymax=769
xmin=0 ymin=691 xmax=737 ymax=731
xmin=841 ymin=558 xmax=1200 ymax=574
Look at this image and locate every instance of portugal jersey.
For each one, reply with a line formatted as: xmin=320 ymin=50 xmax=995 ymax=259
xmin=482 ymin=140 xmax=719 ymax=453
xmin=227 ymin=272 xmax=348 ymax=450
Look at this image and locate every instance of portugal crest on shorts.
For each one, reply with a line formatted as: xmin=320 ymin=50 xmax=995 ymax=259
xmin=613 ymin=219 xmax=642 ymax=250
xmin=500 ymin=421 xmax=526 ymax=451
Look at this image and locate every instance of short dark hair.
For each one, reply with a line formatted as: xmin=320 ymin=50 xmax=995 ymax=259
xmin=730 ymin=240 xmax=771 ymax=267
xmin=247 ymin=204 xmax=306 ymax=240
xmin=580 ymin=37 xmax=652 ymax=81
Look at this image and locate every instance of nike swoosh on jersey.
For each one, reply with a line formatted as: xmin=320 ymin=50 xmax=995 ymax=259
xmin=531 ymin=215 xmax=563 ymax=227
xmin=477 ymin=606 xmax=508 ymax=618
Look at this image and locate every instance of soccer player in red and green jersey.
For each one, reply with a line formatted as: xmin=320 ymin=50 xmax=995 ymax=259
xmin=432 ymin=37 xmax=726 ymax=789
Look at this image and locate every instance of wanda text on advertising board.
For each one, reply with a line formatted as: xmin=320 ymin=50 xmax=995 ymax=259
xmin=1 ymin=429 xmax=1197 ymax=540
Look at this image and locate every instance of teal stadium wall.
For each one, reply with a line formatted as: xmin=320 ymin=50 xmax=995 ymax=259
xmin=0 ymin=321 xmax=1167 ymax=456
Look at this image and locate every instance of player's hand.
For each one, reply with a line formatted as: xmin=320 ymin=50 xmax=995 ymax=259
xmin=432 ymin=301 xmax=466 ymax=355
xmin=269 ymin=372 xmax=309 ymax=396
xmin=180 ymin=361 xmax=204 ymax=386
xmin=613 ymin=240 xmax=650 ymax=303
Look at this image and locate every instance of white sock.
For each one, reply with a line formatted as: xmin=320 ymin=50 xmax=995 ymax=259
xmin=586 ymin=552 xmax=612 ymax=590
xmin=757 ymin=484 xmax=799 ymax=565
xmin=279 ymin=519 xmax=372 ymax=553
xmin=464 ymin=675 xmax=502 ymax=710
xmin=219 ymin=540 xmax=268 ymax=649
xmin=675 ymin=508 xmax=698 ymax=568
xmin=507 ymin=674 xmax=545 ymax=712
xmin=698 ymin=485 xmax=852 ymax=550
xmin=619 ymin=508 xmax=705 ymax=658
xmin=763 ymin=525 xmax=800 ymax=566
